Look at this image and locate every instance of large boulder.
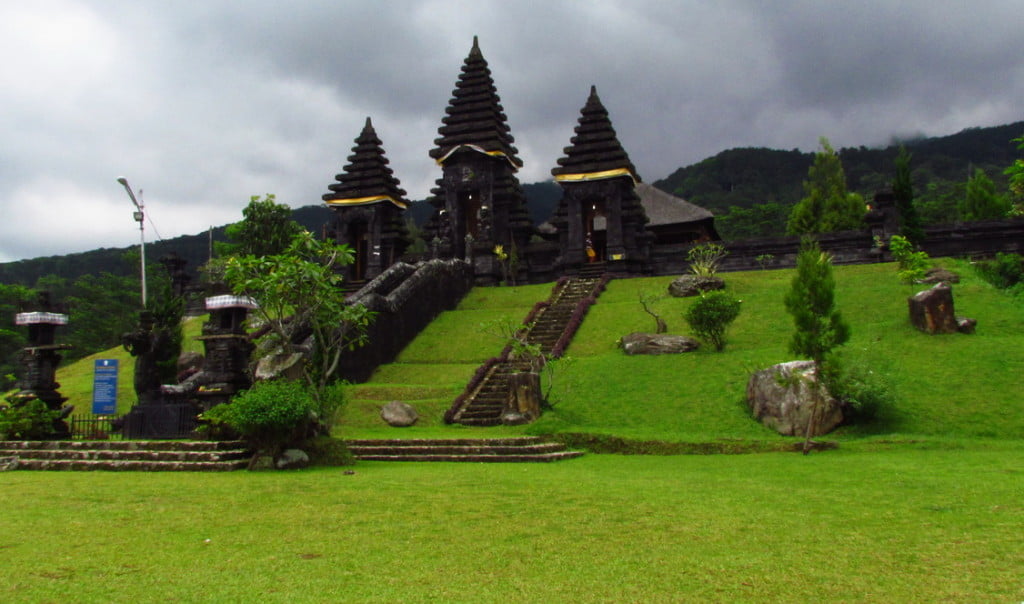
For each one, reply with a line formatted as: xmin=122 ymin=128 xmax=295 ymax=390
xmin=619 ymin=333 xmax=700 ymax=355
xmin=668 ymin=275 xmax=725 ymax=298
xmin=381 ymin=401 xmax=418 ymax=427
xmin=908 ymin=282 xmax=975 ymax=334
xmin=746 ymin=361 xmax=843 ymax=437
xmin=920 ymin=267 xmax=960 ymax=284
xmin=275 ymin=448 xmax=310 ymax=470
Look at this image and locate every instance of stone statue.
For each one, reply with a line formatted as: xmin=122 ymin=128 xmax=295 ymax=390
xmin=122 ymin=311 xmax=173 ymax=405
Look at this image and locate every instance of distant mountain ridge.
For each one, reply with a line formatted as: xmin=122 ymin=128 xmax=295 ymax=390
xmin=653 ymin=121 xmax=1022 ymax=215
xmin=2 ymin=121 xmax=1019 ymax=285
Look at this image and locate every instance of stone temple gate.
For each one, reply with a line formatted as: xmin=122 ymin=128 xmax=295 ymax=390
xmin=320 ymin=36 xmax=718 ymax=285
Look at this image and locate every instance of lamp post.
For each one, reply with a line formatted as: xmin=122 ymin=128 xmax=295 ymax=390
xmin=116 ymin=176 xmax=147 ymax=307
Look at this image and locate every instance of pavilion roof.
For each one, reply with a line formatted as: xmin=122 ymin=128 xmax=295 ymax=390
xmin=635 ymin=183 xmax=714 ymax=226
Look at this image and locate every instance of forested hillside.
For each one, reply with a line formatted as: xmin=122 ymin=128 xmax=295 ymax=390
xmin=653 ymin=121 xmax=1023 ymax=239
xmin=2 ymin=121 xmax=1020 ymax=285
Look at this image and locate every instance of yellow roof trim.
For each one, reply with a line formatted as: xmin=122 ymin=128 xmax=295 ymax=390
xmin=436 ymin=144 xmax=520 ymax=169
xmin=324 ymin=195 xmax=408 ymax=210
xmin=554 ymin=168 xmax=637 ymax=184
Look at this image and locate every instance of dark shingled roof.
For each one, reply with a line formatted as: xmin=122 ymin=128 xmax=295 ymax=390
xmin=635 ymin=183 xmax=714 ymax=226
xmin=429 ymin=36 xmax=522 ymax=168
xmin=323 ymin=117 xmax=410 ymax=208
xmin=551 ymin=86 xmax=640 ymax=182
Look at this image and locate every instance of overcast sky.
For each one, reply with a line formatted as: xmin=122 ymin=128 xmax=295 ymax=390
xmin=1 ymin=0 xmax=1022 ymax=263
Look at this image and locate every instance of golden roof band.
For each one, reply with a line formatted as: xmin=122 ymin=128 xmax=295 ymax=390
xmin=554 ymin=168 xmax=638 ymax=184
xmin=324 ymin=195 xmax=408 ymax=209
xmin=435 ymin=144 xmax=521 ymax=168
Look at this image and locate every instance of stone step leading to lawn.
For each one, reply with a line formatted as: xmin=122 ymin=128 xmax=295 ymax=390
xmin=446 ymin=274 xmax=609 ymax=426
xmin=346 ymin=436 xmax=583 ymax=462
xmin=0 ymin=440 xmax=251 ymax=472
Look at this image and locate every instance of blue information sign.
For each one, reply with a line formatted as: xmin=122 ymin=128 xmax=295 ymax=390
xmin=92 ymin=359 xmax=119 ymax=415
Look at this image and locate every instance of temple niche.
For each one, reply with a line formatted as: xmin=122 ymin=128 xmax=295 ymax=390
xmin=550 ymin=86 xmax=653 ymax=276
xmin=323 ymin=117 xmax=411 ymax=283
xmin=423 ymin=37 xmax=533 ymax=283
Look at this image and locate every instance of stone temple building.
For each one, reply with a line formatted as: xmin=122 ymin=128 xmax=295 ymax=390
xmin=322 ymin=37 xmax=718 ymax=284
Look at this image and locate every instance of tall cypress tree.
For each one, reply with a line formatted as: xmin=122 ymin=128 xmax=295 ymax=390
xmin=784 ymin=237 xmax=850 ymax=365
xmin=784 ymin=237 xmax=850 ymax=452
xmin=893 ymin=146 xmax=923 ymax=244
xmin=788 ymin=138 xmax=865 ymax=235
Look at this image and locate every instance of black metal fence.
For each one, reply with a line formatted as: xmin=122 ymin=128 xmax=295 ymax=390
xmin=68 ymin=414 xmax=125 ymax=441
xmin=68 ymin=407 xmax=200 ymax=440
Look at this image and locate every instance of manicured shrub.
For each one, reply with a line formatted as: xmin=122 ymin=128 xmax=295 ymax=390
xmin=204 ymin=379 xmax=315 ymax=469
xmin=684 ymin=290 xmax=742 ymax=352
xmin=0 ymin=399 xmax=61 ymax=440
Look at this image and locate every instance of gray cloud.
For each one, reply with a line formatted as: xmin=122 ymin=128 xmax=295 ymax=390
xmin=1 ymin=0 xmax=1021 ymax=262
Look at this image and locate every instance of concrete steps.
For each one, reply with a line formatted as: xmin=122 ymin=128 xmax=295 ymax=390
xmin=0 ymin=440 xmax=251 ymax=471
xmin=447 ymin=275 xmax=608 ymax=426
xmin=346 ymin=436 xmax=583 ymax=462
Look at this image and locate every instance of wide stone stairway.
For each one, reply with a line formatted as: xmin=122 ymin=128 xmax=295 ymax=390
xmin=446 ymin=268 xmax=609 ymax=426
xmin=346 ymin=436 xmax=583 ymax=462
xmin=0 ymin=440 xmax=251 ymax=471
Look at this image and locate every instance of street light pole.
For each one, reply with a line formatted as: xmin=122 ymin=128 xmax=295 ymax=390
xmin=116 ymin=176 xmax=147 ymax=307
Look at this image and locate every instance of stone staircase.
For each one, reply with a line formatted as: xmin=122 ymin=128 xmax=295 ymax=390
xmin=0 ymin=440 xmax=251 ymax=471
xmin=346 ymin=436 xmax=583 ymax=462
xmin=446 ymin=272 xmax=609 ymax=426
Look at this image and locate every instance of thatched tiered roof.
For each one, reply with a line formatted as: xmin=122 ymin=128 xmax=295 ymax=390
xmin=551 ymin=86 xmax=639 ymax=183
xmin=429 ymin=36 xmax=522 ymax=168
xmin=323 ymin=117 xmax=409 ymax=209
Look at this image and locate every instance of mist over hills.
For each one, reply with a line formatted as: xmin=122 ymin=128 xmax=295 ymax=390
xmin=1 ymin=121 xmax=1019 ymax=287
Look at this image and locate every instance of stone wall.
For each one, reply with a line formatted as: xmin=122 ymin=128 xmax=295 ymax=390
xmin=648 ymin=217 xmax=1024 ymax=275
xmin=338 ymin=259 xmax=474 ymax=382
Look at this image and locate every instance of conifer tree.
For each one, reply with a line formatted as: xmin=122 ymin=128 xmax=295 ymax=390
xmin=784 ymin=237 xmax=850 ymax=453
xmin=892 ymin=146 xmax=924 ymax=244
xmin=960 ymin=168 xmax=1010 ymax=220
xmin=788 ymin=138 xmax=865 ymax=235
xmin=784 ymin=237 xmax=850 ymax=365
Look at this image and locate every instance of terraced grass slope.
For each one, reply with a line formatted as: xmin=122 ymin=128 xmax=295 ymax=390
xmin=345 ymin=259 xmax=1024 ymax=443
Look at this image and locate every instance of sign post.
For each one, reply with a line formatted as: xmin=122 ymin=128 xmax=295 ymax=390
xmin=92 ymin=359 xmax=119 ymax=415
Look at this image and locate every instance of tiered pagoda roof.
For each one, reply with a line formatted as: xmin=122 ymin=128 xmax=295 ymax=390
xmin=429 ymin=36 xmax=522 ymax=169
xmin=551 ymin=86 xmax=640 ymax=183
xmin=323 ymin=117 xmax=409 ymax=209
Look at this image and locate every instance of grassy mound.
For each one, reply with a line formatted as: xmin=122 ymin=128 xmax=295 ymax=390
xmin=343 ymin=259 xmax=1024 ymax=442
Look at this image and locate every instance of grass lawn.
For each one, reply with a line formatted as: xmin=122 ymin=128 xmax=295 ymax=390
xmin=11 ymin=258 xmax=1024 ymax=601
xmin=2 ymin=444 xmax=1022 ymax=602
xmin=343 ymin=259 xmax=1024 ymax=443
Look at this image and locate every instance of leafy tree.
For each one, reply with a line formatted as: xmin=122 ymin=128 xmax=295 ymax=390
xmin=1005 ymin=134 xmax=1024 ymax=216
xmin=888 ymin=235 xmax=931 ymax=284
xmin=216 ymin=194 xmax=303 ymax=258
xmin=684 ymin=291 xmax=742 ymax=352
xmin=224 ymin=231 xmax=374 ymax=420
xmin=0 ymin=283 xmax=39 ymax=390
xmin=783 ymin=237 xmax=850 ymax=452
xmin=787 ymin=138 xmax=865 ymax=235
xmin=960 ymin=168 xmax=1010 ymax=220
xmin=715 ymin=203 xmax=790 ymax=240
xmin=892 ymin=146 xmax=924 ymax=244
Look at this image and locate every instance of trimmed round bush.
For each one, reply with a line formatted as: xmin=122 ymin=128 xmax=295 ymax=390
xmin=684 ymin=290 xmax=742 ymax=352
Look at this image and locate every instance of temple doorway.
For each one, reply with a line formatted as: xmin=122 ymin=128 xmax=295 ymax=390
xmin=583 ymin=199 xmax=607 ymax=262
xmin=456 ymin=189 xmax=481 ymax=256
xmin=347 ymin=221 xmax=370 ymax=281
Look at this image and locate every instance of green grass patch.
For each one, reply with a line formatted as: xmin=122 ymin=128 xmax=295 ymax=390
xmin=2 ymin=445 xmax=1022 ymax=601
